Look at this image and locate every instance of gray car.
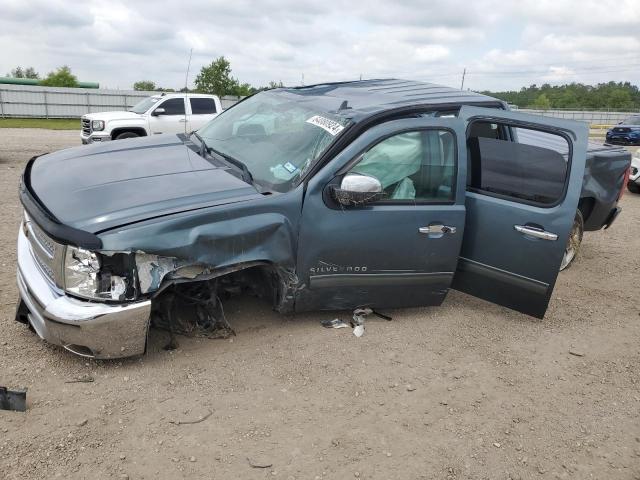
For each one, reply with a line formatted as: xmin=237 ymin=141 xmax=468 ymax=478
xmin=15 ymin=79 xmax=630 ymax=358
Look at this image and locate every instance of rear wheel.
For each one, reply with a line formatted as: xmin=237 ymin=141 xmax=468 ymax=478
xmin=627 ymin=182 xmax=640 ymax=194
xmin=115 ymin=131 xmax=140 ymax=140
xmin=560 ymin=210 xmax=584 ymax=271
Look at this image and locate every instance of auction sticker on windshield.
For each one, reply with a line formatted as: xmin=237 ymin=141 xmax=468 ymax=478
xmin=306 ymin=115 xmax=345 ymax=136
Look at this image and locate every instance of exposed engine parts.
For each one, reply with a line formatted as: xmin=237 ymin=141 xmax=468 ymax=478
xmin=150 ymin=265 xmax=282 ymax=348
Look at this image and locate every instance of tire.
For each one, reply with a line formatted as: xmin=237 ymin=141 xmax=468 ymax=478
xmin=627 ymin=182 xmax=640 ymax=194
xmin=560 ymin=210 xmax=584 ymax=271
xmin=115 ymin=131 xmax=140 ymax=140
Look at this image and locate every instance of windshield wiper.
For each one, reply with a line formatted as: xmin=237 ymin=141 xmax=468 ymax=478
xmin=207 ymin=146 xmax=254 ymax=185
xmin=190 ymin=133 xmax=255 ymax=186
xmin=190 ymin=131 xmax=208 ymax=156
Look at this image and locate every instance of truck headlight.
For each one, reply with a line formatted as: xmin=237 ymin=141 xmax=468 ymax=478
xmin=91 ymin=120 xmax=105 ymax=131
xmin=64 ymin=246 xmax=128 ymax=301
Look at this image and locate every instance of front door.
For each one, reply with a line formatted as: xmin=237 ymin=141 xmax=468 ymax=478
xmin=452 ymin=106 xmax=588 ymax=318
xmin=148 ymin=98 xmax=188 ymax=135
xmin=295 ymin=117 xmax=468 ymax=312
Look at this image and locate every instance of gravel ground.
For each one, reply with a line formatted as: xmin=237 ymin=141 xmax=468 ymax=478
xmin=0 ymin=128 xmax=639 ymax=480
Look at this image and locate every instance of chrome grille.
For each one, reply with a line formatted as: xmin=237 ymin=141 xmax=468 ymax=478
xmin=24 ymin=214 xmax=64 ymax=287
xmin=30 ymin=221 xmax=55 ymax=257
xmin=82 ymin=117 xmax=91 ymax=135
xmin=32 ymin=250 xmax=55 ymax=280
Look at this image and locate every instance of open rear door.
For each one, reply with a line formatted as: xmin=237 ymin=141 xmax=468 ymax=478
xmin=453 ymin=106 xmax=588 ymax=318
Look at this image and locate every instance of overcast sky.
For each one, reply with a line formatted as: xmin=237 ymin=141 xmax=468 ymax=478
xmin=1 ymin=0 xmax=638 ymax=92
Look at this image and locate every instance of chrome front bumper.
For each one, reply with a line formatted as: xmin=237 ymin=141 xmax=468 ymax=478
xmin=80 ymin=133 xmax=111 ymax=144
xmin=16 ymin=227 xmax=151 ymax=359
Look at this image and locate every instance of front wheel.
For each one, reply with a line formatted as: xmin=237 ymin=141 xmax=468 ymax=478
xmin=115 ymin=131 xmax=140 ymax=140
xmin=560 ymin=210 xmax=584 ymax=271
xmin=627 ymin=182 xmax=640 ymax=194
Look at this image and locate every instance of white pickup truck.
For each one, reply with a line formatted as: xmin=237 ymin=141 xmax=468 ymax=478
xmin=80 ymin=93 xmax=222 ymax=144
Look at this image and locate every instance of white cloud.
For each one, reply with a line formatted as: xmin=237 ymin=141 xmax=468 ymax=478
xmin=0 ymin=0 xmax=637 ymax=91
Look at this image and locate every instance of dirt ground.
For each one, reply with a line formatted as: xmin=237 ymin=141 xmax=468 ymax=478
xmin=0 ymin=128 xmax=639 ymax=480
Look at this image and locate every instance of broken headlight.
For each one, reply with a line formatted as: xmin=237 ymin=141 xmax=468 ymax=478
xmin=63 ymin=246 xmax=131 ymax=301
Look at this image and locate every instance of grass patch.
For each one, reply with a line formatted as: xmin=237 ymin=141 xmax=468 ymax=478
xmin=0 ymin=118 xmax=79 ymax=130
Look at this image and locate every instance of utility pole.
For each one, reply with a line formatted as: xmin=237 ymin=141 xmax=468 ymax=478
xmin=460 ymin=68 xmax=466 ymax=90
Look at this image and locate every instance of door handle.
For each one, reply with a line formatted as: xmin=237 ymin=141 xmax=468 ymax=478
xmin=179 ymin=119 xmax=187 ymax=123
xmin=419 ymin=225 xmax=457 ymax=235
xmin=514 ymin=225 xmax=558 ymax=241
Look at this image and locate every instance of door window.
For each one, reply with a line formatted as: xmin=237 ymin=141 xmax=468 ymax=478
xmin=467 ymin=121 xmax=570 ymax=206
xmin=348 ymin=129 xmax=456 ymax=202
xmin=190 ymin=98 xmax=217 ymax=114
xmin=156 ymin=98 xmax=185 ymax=115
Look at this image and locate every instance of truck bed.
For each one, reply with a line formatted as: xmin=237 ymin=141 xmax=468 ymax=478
xmin=581 ymin=142 xmax=630 ymax=230
xmin=516 ymin=129 xmax=630 ymax=231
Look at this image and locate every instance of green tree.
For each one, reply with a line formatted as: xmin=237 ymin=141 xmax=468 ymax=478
xmin=39 ymin=66 xmax=78 ymax=87
xmin=8 ymin=66 xmax=24 ymax=78
xmin=532 ymin=93 xmax=551 ymax=110
xmin=24 ymin=67 xmax=39 ymax=79
xmin=195 ymin=56 xmax=240 ymax=97
xmin=6 ymin=66 xmax=39 ymax=79
xmin=607 ymin=89 xmax=633 ymax=109
xmin=232 ymin=82 xmax=256 ymax=97
xmin=133 ymin=80 xmax=156 ymax=91
xmin=481 ymin=81 xmax=640 ymax=110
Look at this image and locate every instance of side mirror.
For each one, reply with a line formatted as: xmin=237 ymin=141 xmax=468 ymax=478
xmin=152 ymin=107 xmax=166 ymax=116
xmin=332 ymin=173 xmax=384 ymax=206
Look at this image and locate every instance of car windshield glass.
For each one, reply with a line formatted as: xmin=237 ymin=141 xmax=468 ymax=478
xmin=622 ymin=116 xmax=640 ymax=125
xmin=130 ymin=96 xmax=161 ymax=114
xmin=197 ymin=91 xmax=351 ymax=191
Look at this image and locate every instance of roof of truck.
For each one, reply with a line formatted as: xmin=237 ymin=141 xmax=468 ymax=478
xmin=281 ymin=78 xmax=504 ymax=117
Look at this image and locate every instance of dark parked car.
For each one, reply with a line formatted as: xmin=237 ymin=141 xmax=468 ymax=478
xmin=16 ymin=79 xmax=631 ymax=358
xmin=606 ymin=115 xmax=640 ymax=145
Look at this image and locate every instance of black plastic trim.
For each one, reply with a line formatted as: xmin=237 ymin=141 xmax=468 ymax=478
xmin=603 ymin=206 xmax=622 ymax=230
xmin=456 ymin=257 xmax=548 ymax=296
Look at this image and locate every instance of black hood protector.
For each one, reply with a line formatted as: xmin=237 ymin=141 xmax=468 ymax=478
xmin=22 ymin=135 xmax=261 ymax=246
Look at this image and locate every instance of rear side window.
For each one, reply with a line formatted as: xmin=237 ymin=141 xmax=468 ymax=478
xmin=190 ymin=98 xmax=217 ymax=114
xmin=157 ymin=98 xmax=185 ymax=115
xmin=513 ymin=128 xmax=569 ymax=157
xmin=467 ymin=121 xmax=569 ymax=205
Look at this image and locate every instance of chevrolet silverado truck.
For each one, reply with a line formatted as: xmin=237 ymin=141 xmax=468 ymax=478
xmin=80 ymin=93 xmax=221 ymax=144
xmin=17 ymin=79 xmax=631 ymax=359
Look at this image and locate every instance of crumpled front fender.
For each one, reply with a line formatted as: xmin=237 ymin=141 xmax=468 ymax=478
xmin=96 ymin=190 xmax=304 ymax=310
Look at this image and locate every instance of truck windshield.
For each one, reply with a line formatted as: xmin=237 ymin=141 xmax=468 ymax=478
xmin=197 ymin=91 xmax=351 ymax=191
xmin=130 ymin=96 xmax=161 ymax=114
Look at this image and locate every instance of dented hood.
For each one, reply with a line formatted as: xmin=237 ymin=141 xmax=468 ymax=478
xmin=28 ymin=134 xmax=261 ymax=233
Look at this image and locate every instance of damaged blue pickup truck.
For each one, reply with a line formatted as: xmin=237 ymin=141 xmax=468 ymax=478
xmin=16 ymin=79 xmax=631 ymax=358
